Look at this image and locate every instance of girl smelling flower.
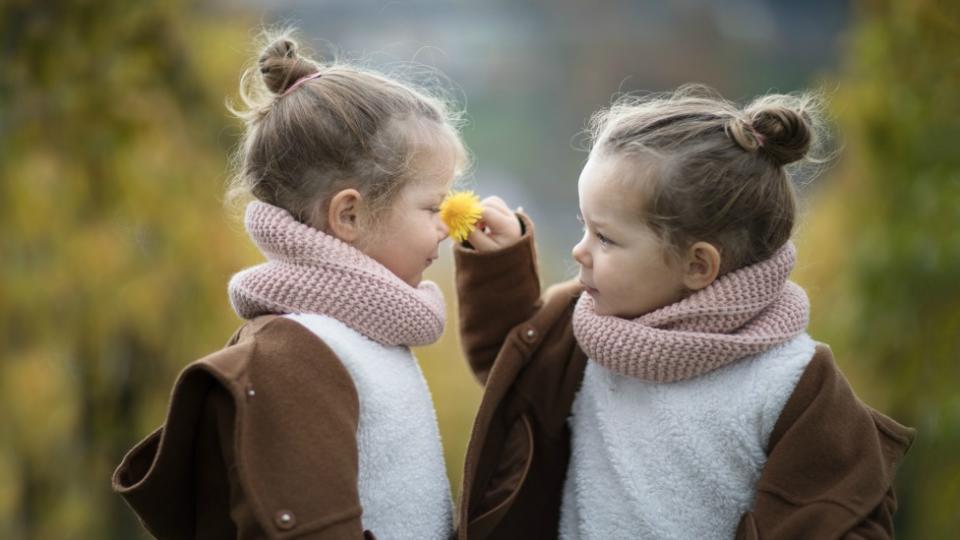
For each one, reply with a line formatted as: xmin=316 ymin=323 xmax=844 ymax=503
xmin=112 ymin=29 xmax=467 ymax=540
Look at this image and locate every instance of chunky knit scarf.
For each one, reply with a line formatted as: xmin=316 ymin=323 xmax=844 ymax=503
xmin=228 ymin=201 xmax=446 ymax=347
xmin=572 ymin=242 xmax=809 ymax=383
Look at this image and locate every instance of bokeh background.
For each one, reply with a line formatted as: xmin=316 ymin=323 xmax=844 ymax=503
xmin=2 ymin=0 xmax=957 ymax=538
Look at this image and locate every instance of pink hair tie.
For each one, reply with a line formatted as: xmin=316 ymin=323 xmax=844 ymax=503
xmin=747 ymin=124 xmax=766 ymax=148
xmin=281 ymin=71 xmax=323 ymax=97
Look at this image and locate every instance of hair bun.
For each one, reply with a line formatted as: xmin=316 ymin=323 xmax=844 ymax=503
xmin=257 ymin=38 xmax=318 ymax=95
xmin=749 ymin=106 xmax=813 ymax=166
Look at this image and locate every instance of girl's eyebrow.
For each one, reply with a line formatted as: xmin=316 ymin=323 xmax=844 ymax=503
xmin=584 ymin=214 xmax=609 ymax=228
xmin=577 ymin=211 xmax=607 ymax=226
xmin=423 ymin=190 xmax=446 ymax=202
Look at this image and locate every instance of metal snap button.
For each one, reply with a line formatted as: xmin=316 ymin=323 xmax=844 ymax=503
xmin=523 ymin=327 xmax=538 ymax=342
xmin=275 ymin=510 xmax=296 ymax=530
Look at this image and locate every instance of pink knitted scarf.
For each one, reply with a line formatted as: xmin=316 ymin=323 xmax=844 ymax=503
xmin=228 ymin=201 xmax=446 ymax=347
xmin=572 ymin=242 xmax=809 ymax=383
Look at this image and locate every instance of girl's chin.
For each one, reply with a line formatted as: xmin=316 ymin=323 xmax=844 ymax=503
xmin=398 ymin=271 xmax=423 ymax=287
xmin=592 ymin=300 xmax=615 ymax=317
xmin=593 ymin=300 xmax=642 ymax=319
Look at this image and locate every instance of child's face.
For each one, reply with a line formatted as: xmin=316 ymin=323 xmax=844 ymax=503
xmin=362 ymin=147 xmax=454 ymax=287
xmin=572 ymin=154 xmax=687 ymax=319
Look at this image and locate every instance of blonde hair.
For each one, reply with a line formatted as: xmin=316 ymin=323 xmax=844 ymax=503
xmin=227 ymin=29 xmax=467 ymax=230
xmin=589 ymin=84 xmax=826 ymax=274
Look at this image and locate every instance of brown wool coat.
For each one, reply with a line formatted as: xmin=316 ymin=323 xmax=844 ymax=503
xmin=112 ymin=315 xmax=377 ymax=540
xmin=453 ymin=218 xmax=916 ymax=540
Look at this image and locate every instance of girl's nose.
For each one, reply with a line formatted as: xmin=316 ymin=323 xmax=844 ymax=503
xmin=572 ymin=237 xmax=590 ymax=266
xmin=437 ymin=217 xmax=450 ymax=241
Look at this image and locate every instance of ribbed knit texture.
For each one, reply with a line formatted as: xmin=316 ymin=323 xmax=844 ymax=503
xmin=228 ymin=201 xmax=446 ymax=347
xmin=572 ymin=242 xmax=809 ymax=382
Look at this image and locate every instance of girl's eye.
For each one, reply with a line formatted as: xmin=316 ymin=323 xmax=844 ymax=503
xmin=577 ymin=213 xmax=611 ymax=245
xmin=428 ymin=206 xmax=441 ymax=214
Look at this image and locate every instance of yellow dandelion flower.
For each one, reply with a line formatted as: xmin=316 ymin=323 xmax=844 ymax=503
xmin=440 ymin=190 xmax=483 ymax=242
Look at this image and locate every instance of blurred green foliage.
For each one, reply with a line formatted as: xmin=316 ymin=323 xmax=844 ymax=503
xmin=0 ymin=1 xmax=261 ymax=538
xmin=793 ymin=1 xmax=960 ymax=537
xmin=1 ymin=0 xmax=957 ymax=539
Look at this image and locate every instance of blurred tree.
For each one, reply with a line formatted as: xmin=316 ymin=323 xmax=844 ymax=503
xmin=0 ymin=1 xmax=256 ymax=538
xmin=796 ymin=0 xmax=960 ymax=537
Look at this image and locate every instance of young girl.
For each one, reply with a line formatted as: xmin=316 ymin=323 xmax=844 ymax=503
xmin=453 ymin=85 xmax=915 ymax=539
xmin=112 ymin=32 xmax=466 ymax=539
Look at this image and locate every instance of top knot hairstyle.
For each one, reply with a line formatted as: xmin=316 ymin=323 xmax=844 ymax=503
xmin=257 ymin=38 xmax=319 ymax=95
xmin=227 ymin=29 xmax=468 ymax=230
xmin=589 ymin=84 xmax=827 ymax=274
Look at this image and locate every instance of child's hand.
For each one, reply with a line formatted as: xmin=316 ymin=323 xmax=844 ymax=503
xmin=466 ymin=196 xmax=524 ymax=252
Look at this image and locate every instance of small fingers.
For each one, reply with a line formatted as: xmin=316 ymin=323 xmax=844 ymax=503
xmin=458 ymin=195 xmax=523 ymax=252
xmin=465 ymin=227 xmax=499 ymax=252
xmin=481 ymin=196 xmax=513 ymax=215
xmin=481 ymin=205 xmax=520 ymax=236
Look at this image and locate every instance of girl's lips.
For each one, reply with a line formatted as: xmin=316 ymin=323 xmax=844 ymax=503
xmin=580 ymin=281 xmax=598 ymax=295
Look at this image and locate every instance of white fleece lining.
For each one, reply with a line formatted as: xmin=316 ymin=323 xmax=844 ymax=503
xmin=560 ymin=333 xmax=816 ymax=540
xmin=284 ymin=313 xmax=453 ymax=540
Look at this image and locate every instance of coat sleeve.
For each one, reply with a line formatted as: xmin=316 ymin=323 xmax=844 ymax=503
xmin=736 ymin=346 xmax=916 ymax=540
xmin=223 ymin=317 xmax=370 ymax=539
xmin=112 ymin=316 xmax=374 ymax=540
xmin=453 ymin=213 xmax=543 ymax=384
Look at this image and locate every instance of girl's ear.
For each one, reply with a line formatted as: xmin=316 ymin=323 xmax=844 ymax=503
xmin=682 ymin=241 xmax=721 ymax=291
xmin=327 ymin=188 xmax=364 ymax=243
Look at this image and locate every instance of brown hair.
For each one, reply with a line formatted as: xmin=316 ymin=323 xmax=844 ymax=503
xmin=589 ymin=84 xmax=826 ymax=274
xmin=227 ymin=29 xmax=467 ymax=231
